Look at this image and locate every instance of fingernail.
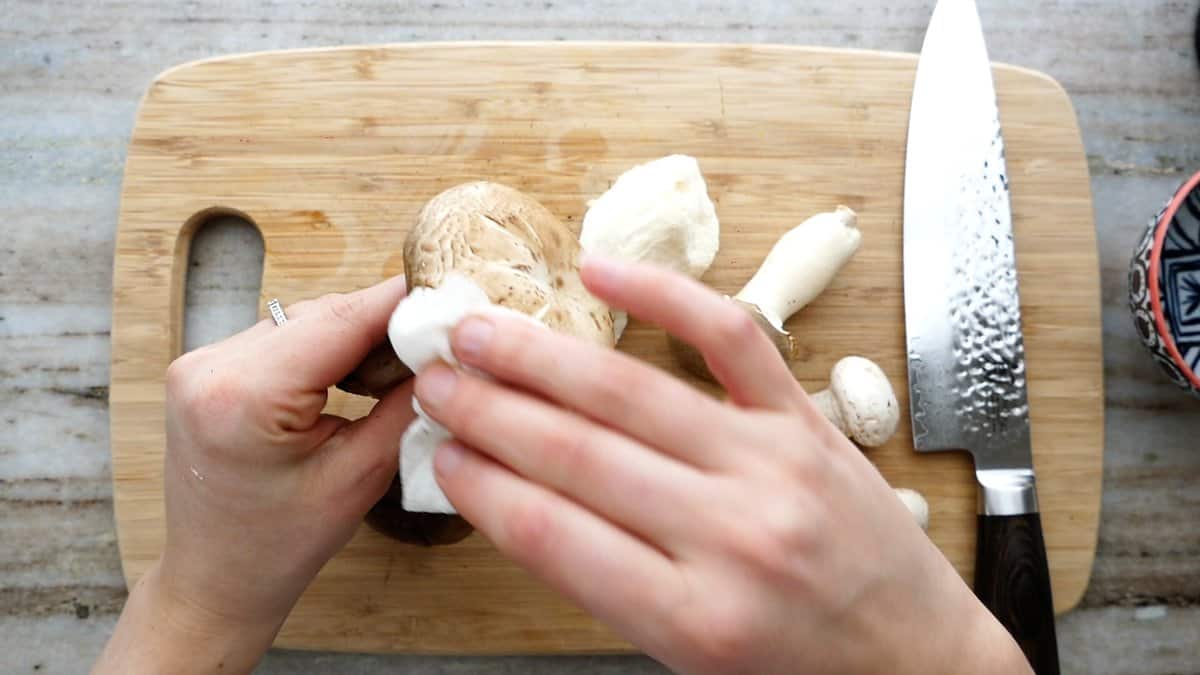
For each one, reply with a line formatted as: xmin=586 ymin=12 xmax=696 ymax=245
xmin=435 ymin=441 xmax=466 ymax=475
xmin=455 ymin=316 xmax=494 ymax=361
xmin=416 ymin=366 xmax=457 ymax=408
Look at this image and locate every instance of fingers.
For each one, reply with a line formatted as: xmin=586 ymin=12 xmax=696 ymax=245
xmin=433 ymin=440 xmax=684 ymax=653
xmin=314 ymin=379 xmax=417 ymax=511
xmin=416 ymin=364 xmax=707 ymax=547
xmin=449 ymin=313 xmax=742 ymax=471
xmin=581 ymin=255 xmax=804 ymax=412
xmin=259 ymin=275 xmax=408 ymax=392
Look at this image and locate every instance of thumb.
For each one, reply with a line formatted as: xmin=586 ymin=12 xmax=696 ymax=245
xmin=318 ymin=380 xmax=418 ymax=510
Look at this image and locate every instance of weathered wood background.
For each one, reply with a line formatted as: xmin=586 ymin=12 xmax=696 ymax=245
xmin=1 ymin=1 xmax=1197 ymax=673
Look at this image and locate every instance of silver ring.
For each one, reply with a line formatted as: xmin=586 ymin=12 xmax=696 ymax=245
xmin=267 ymin=298 xmax=288 ymax=326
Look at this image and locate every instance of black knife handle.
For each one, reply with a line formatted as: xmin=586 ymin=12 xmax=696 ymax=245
xmin=974 ymin=513 xmax=1060 ymax=675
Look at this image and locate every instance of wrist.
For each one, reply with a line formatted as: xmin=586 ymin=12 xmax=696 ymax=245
xmin=882 ymin=561 xmax=1033 ymax=675
xmin=94 ymin=560 xmax=284 ymax=674
xmin=946 ymin=595 xmax=1034 ymax=675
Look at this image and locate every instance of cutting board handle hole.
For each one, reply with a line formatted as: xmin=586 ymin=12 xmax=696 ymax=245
xmin=178 ymin=208 xmax=264 ymax=354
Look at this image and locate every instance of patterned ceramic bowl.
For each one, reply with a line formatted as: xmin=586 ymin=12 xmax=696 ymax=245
xmin=1130 ymin=170 xmax=1200 ymax=397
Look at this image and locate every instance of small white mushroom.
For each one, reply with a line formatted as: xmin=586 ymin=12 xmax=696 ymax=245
xmin=810 ymin=356 xmax=900 ymax=448
xmin=580 ymin=154 xmax=721 ymax=340
xmin=894 ymin=488 xmax=930 ymax=531
xmin=671 ymin=206 xmax=860 ymax=380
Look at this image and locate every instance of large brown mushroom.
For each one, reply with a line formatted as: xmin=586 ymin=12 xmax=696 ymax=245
xmin=339 ymin=181 xmax=615 ymax=397
xmin=402 ymin=181 xmax=614 ymax=341
xmin=365 ymin=474 xmax=475 ymax=546
xmin=352 ymin=181 xmax=615 ymax=545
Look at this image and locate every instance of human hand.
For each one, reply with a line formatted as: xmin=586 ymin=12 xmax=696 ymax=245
xmin=95 ymin=276 xmax=416 ymax=674
xmin=414 ymin=257 xmax=1032 ymax=675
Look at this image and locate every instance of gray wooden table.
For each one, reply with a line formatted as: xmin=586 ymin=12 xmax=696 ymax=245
xmin=2 ymin=1 xmax=1198 ymax=673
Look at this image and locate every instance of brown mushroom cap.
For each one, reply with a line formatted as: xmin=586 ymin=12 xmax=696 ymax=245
xmin=337 ymin=182 xmax=615 ymax=398
xmin=404 ymin=181 xmax=615 ymax=345
xmin=351 ymin=182 xmax=615 ymax=545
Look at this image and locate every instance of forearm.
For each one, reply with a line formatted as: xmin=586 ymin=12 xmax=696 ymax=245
xmin=93 ymin=562 xmax=281 ymax=675
xmin=869 ymin=563 xmax=1034 ymax=675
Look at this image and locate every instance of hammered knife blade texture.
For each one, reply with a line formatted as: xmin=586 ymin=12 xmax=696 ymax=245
xmin=902 ymin=1 xmax=1060 ymax=672
xmin=902 ymin=0 xmax=1032 ymax=478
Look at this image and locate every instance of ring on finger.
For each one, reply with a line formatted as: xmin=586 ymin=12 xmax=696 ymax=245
xmin=267 ymin=298 xmax=289 ymax=326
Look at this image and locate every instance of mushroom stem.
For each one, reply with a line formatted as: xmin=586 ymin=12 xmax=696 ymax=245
xmin=670 ymin=206 xmax=860 ymax=383
xmin=734 ymin=205 xmax=860 ymax=331
xmin=810 ymin=388 xmax=844 ymax=432
xmin=811 ymin=356 xmax=900 ymax=448
xmin=338 ymin=342 xmax=413 ymax=398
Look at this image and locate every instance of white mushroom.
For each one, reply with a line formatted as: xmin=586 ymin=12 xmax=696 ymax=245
xmin=810 ymin=356 xmax=900 ymax=448
xmin=894 ymin=488 xmax=930 ymax=531
xmin=580 ymin=154 xmax=720 ymax=339
xmin=671 ymin=206 xmax=860 ymax=379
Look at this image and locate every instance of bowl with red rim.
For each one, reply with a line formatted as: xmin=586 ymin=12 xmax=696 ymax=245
xmin=1130 ymin=170 xmax=1200 ymax=397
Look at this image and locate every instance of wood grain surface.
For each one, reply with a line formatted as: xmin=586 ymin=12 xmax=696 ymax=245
xmin=109 ymin=42 xmax=1104 ymax=653
xmin=4 ymin=1 xmax=1198 ymax=672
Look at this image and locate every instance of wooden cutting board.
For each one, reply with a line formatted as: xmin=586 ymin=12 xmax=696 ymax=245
xmin=111 ymin=42 xmax=1103 ymax=654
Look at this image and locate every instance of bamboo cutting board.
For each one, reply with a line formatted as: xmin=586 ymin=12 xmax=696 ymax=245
xmin=111 ymin=43 xmax=1103 ymax=654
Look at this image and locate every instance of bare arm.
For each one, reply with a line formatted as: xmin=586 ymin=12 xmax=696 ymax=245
xmin=94 ymin=276 xmax=416 ymax=674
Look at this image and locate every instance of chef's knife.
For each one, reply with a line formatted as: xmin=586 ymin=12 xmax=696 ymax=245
xmin=902 ymin=0 xmax=1060 ymax=672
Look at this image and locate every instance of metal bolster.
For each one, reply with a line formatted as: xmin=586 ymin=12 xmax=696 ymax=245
xmin=975 ymin=468 xmax=1039 ymax=516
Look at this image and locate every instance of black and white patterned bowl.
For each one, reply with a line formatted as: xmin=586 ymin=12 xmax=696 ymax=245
xmin=1129 ymin=170 xmax=1200 ymax=397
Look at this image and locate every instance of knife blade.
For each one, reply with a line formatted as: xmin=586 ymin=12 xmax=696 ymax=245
xmin=902 ymin=0 xmax=1060 ymax=672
